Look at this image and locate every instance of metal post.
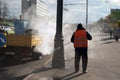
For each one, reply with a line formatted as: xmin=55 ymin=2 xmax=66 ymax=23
xmin=105 ymin=0 xmax=111 ymax=18
xmin=86 ymin=0 xmax=88 ymax=29
xmin=52 ymin=0 xmax=65 ymax=69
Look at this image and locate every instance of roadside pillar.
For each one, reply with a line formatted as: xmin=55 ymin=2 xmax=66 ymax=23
xmin=52 ymin=0 xmax=65 ymax=69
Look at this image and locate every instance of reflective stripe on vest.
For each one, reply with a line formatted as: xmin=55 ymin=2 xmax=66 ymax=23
xmin=74 ymin=30 xmax=88 ymax=48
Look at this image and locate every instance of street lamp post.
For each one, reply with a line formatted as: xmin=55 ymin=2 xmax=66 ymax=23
xmin=52 ymin=0 xmax=65 ymax=69
xmin=64 ymin=1 xmax=88 ymax=28
xmin=86 ymin=0 xmax=88 ymax=29
xmin=105 ymin=0 xmax=111 ymax=15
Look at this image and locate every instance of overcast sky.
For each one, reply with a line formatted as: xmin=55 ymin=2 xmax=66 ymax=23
xmin=1 ymin=0 xmax=120 ymax=24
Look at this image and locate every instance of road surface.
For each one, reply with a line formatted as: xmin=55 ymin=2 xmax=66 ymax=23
xmin=0 ymin=55 xmax=51 ymax=80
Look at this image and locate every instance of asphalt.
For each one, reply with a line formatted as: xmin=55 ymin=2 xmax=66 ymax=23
xmin=23 ymin=33 xmax=120 ymax=80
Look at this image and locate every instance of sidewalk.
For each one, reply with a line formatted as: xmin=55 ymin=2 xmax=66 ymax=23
xmin=23 ymin=67 xmax=95 ymax=80
xmin=23 ymin=33 xmax=120 ymax=80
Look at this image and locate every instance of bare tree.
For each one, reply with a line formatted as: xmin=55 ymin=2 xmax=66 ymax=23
xmin=3 ymin=2 xmax=9 ymax=18
xmin=0 ymin=1 xmax=2 ymax=19
xmin=0 ymin=1 xmax=9 ymax=26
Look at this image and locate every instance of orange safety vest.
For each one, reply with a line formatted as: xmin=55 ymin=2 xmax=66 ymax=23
xmin=74 ymin=30 xmax=88 ymax=48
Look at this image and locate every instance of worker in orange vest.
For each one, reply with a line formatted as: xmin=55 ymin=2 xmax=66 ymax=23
xmin=71 ymin=23 xmax=92 ymax=73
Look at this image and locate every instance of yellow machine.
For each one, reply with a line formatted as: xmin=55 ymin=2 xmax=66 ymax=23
xmin=0 ymin=20 xmax=41 ymax=60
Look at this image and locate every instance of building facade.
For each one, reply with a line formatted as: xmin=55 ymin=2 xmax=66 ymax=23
xmin=21 ymin=0 xmax=48 ymax=20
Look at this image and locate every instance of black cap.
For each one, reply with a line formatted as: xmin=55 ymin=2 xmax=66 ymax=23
xmin=77 ymin=23 xmax=84 ymax=29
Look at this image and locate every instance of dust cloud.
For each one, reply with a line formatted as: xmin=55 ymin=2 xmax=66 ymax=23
xmin=21 ymin=3 xmax=77 ymax=56
xmin=21 ymin=3 xmax=101 ymax=58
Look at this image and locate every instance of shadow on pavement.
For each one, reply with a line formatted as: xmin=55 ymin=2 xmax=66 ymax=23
xmin=100 ymin=37 xmax=115 ymax=44
xmin=0 ymin=57 xmax=39 ymax=68
xmin=101 ymin=37 xmax=114 ymax=41
xmin=0 ymin=59 xmax=38 ymax=80
xmin=101 ymin=41 xmax=113 ymax=44
xmin=63 ymin=73 xmax=83 ymax=80
xmin=32 ymin=66 xmax=54 ymax=73
xmin=0 ymin=69 xmax=29 ymax=80
xmin=32 ymin=66 xmax=85 ymax=80
xmin=61 ymin=72 xmax=83 ymax=80
xmin=0 ymin=68 xmax=7 ymax=72
xmin=15 ymin=74 xmax=29 ymax=80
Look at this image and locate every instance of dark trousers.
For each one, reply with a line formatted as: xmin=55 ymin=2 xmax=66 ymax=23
xmin=115 ymin=36 xmax=119 ymax=41
xmin=75 ymin=48 xmax=88 ymax=72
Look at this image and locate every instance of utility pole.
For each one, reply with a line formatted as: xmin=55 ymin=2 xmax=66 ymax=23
xmin=64 ymin=1 xmax=89 ymax=28
xmin=105 ymin=0 xmax=111 ymax=15
xmin=86 ymin=0 xmax=88 ymax=29
xmin=52 ymin=0 xmax=65 ymax=69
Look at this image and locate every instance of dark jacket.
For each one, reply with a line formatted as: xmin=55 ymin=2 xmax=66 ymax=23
xmin=71 ymin=31 xmax=92 ymax=43
xmin=71 ymin=29 xmax=92 ymax=52
xmin=71 ymin=23 xmax=92 ymax=52
xmin=71 ymin=24 xmax=92 ymax=44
